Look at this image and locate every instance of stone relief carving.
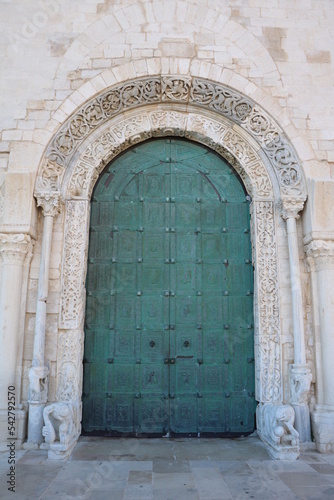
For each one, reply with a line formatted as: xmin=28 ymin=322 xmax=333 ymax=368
xmin=252 ymin=201 xmax=281 ymax=403
xmin=150 ymin=110 xmax=187 ymax=136
xmin=35 ymin=159 xmax=64 ymax=194
xmin=59 ymin=200 xmax=89 ymax=328
xmin=57 ymin=329 xmax=84 ymax=406
xmin=290 ymin=364 xmax=312 ymax=406
xmin=162 ymin=76 xmax=191 ymax=101
xmin=257 ymin=403 xmax=300 ymax=459
xmin=28 ymin=366 xmax=49 ymax=403
xmin=42 ymin=402 xmax=76 ymax=446
xmin=39 ymin=76 xmax=305 ymax=200
xmin=66 ymin=109 xmax=274 ymax=201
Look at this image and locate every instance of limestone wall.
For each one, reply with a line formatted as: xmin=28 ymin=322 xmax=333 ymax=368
xmin=1 ymin=0 xmax=333 ymax=412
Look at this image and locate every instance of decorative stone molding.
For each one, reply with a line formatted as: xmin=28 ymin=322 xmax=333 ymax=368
xmin=257 ymin=403 xmax=300 ymax=460
xmin=65 ymin=108 xmax=274 ymax=201
xmin=290 ymin=364 xmax=312 ymax=406
xmin=37 ymin=76 xmax=306 ymax=200
xmin=59 ymin=201 xmax=90 ymax=329
xmin=251 ymin=201 xmax=281 ymax=403
xmin=0 ymin=233 xmax=34 ymax=263
xmin=35 ymin=160 xmax=63 ymax=194
xmin=304 ymin=240 xmax=334 ymax=271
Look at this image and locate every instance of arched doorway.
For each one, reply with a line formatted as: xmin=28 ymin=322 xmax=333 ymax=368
xmin=82 ymin=138 xmax=255 ymax=435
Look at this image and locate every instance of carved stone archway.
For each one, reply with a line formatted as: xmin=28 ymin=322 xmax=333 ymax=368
xmin=32 ymin=76 xmax=308 ymax=460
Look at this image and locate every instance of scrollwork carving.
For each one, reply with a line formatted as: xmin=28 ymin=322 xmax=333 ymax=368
xmin=162 ymin=76 xmax=191 ymax=102
xmin=39 ymin=76 xmax=305 ymax=200
xmin=252 ymin=201 xmax=281 ymax=403
xmin=150 ymin=110 xmax=187 ymax=136
xmin=59 ymin=201 xmax=89 ymax=328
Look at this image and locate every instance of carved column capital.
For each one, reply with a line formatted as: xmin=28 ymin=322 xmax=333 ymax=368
xmin=280 ymin=197 xmax=305 ymax=220
xmin=304 ymin=240 xmax=334 ymax=271
xmin=35 ymin=192 xmax=61 ymax=217
xmin=0 ymin=233 xmax=34 ymax=263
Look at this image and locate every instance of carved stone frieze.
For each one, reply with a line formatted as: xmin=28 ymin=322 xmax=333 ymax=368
xmin=57 ymin=329 xmax=84 ymax=405
xmin=252 ymin=201 xmax=281 ymax=403
xmin=39 ymin=76 xmax=305 ymax=200
xmin=59 ymin=200 xmax=90 ymax=328
xmin=35 ymin=159 xmax=64 ymax=194
xmin=0 ymin=233 xmax=34 ymax=263
xmin=304 ymin=239 xmax=334 ymax=271
xmin=150 ymin=110 xmax=187 ymax=136
xmin=66 ymin=109 xmax=274 ymax=201
xmin=162 ymin=76 xmax=191 ymax=102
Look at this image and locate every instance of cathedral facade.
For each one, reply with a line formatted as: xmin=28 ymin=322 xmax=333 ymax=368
xmin=0 ymin=0 xmax=334 ymax=460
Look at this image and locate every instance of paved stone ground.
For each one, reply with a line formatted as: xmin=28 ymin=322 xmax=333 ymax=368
xmin=1 ymin=436 xmax=334 ymax=499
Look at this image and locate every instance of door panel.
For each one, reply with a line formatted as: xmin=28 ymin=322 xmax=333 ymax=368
xmin=83 ymin=138 xmax=255 ymax=435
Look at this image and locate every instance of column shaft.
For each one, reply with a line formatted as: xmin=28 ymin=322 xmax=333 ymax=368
xmin=286 ymin=217 xmax=306 ymax=365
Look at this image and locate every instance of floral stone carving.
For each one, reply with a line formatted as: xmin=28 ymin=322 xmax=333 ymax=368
xmin=39 ymin=76 xmax=305 ymax=200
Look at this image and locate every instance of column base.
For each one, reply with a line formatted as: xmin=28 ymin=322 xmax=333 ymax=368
xmin=27 ymin=402 xmax=45 ymax=445
xmin=0 ymin=408 xmax=27 ymax=451
xmin=256 ymin=403 xmax=300 ymax=460
xmin=311 ymin=405 xmax=334 ymax=453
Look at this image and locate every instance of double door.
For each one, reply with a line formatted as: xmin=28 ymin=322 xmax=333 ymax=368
xmin=83 ymin=139 xmax=255 ymax=435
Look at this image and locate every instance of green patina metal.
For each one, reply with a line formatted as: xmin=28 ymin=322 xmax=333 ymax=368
xmin=83 ymin=138 xmax=255 ymax=435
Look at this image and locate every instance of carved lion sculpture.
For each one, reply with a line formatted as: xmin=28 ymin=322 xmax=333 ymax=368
xmin=42 ymin=403 xmax=74 ymax=446
xmin=263 ymin=403 xmax=299 ymax=447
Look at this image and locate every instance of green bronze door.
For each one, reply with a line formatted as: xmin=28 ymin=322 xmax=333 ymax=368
xmin=83 ymin=138 xmax=255 ymax=435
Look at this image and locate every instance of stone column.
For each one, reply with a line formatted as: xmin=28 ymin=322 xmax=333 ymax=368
xmin=27 ymin=193 xmax=60 ymax=446
xmin=0 ymin=234 xmax=34 ymax=451
xmin=305 ymin=240 xmax=334 ymax=452
xmin=282 ymin=199 xmax=312 ymax=443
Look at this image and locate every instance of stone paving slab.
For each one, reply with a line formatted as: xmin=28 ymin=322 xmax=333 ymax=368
xmin=1 ymin=437 xmax=334 ymax=499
